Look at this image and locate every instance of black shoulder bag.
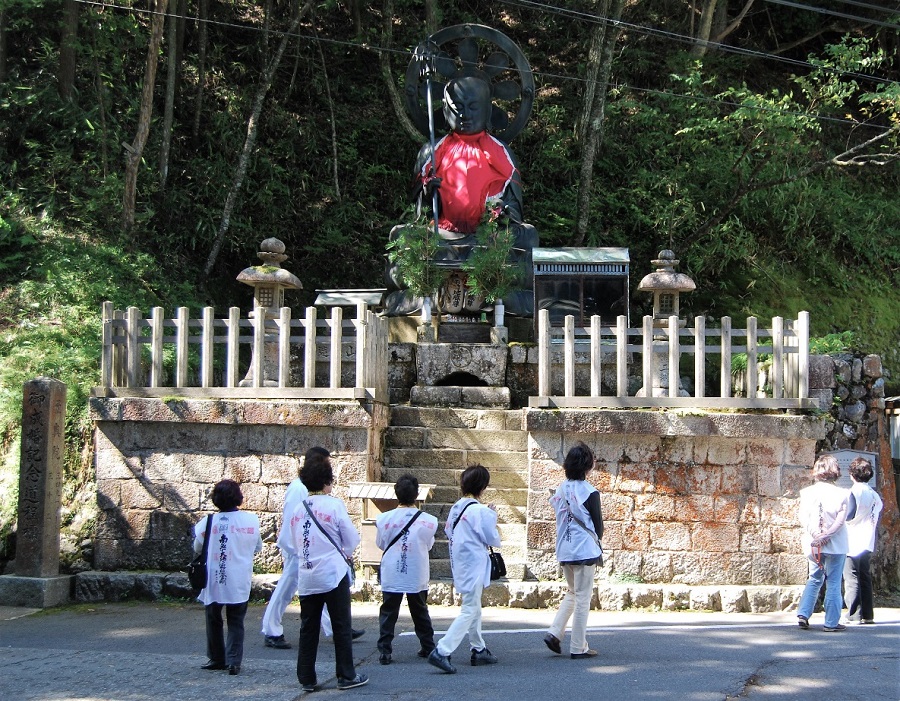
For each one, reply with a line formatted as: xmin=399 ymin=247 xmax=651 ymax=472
xmin=187 ymin=514 xmax=214 ymax=591
xmin=452 ymin=500 xmax=506 ymax=581
xmin=378 ymin=510 xmax=423 ymax=584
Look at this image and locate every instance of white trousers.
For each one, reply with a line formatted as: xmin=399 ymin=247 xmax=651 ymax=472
xmin=436 ymin=582 xmax=485 ymax=656
xmin=261 ymin=551 xmax=332 ymax=638
xmin=548 ymin=563 xmax=595 ymax=654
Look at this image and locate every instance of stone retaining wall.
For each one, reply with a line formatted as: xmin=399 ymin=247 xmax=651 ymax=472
xmin=89 ymin=397 xmax=389 ymax=572
xmin=525 ymin=410 xmax=825 ymax=587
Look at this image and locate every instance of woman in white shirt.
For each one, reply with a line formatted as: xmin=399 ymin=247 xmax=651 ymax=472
xmin=544 ymin=442 xmax=604 ymax=658
xmin=287 ymin=458 xmax=368 ymax=691
xmin=428 ymin=464 xmax=502 ymax=674
xmin=796 ymin=454 xmax=850 ymax=631
xmin=375 ymin=474 xmax=438 ymax=665
xmin=843 ymin=457 xmax=883 ymax=624
xmin=194 ymin=479 xmax=263 ymax=676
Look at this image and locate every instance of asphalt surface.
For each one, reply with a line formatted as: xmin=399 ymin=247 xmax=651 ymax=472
xmin=0 ymin=601 xmax=898 ymax=701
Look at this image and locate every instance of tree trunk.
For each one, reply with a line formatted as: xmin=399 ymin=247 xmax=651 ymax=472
xmin=191 ymin=0 xmax=208 ymax=143
xmin=349 ymin=0 xmax=363 ymax=37
xmin=57 ymin=0 xmax=79 ymax=100
xmin=202 ymin=0 xmax=314 ymax=278
xmin=425 ymin=0 xmax=439 ymax=34
xmin=577 ymin=0 xmax=610 ymax=144
xmin=379 ymin=0 xmax=422 ymax=145
xmin=314 ymin=28 xmax=341 ymax=200
xmin=691 ymin=0 xmax=719 ymax=57
xmin=89 ymin=16 xmax=109 ymax=177
xmin=0 ymin=9 xmax=7 ymax=84
xmin=573 ymin=0 xmax=624 ymax=246
xmin=122 ymin=0 xmax=168 ymax=233
xmin=159 ymin=6 xmax=178 ymax=192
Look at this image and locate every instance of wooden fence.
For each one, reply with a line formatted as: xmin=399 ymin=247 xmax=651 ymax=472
xmin=93 ymin=301 xmax=389 ymax=403
xmin=532 ymin=310 xmax=815 ymax=409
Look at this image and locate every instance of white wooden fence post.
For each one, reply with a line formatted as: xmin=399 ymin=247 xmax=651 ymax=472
xmin=330 ymin=307 xmax=342 ymax=389
xmin=304 ymin=306 xmax=316 ymax=389
xmin=694 ymin=315 xmax=706 ymax=399
xmin=201 ymin=306 xmax=214 ymax=388
xmin=772 ymin=316 xmax=784 ymax=399
xmin=590 ymin=315 xmax=602 ymax=397
xmin=564 ymin=315 xmax=575 ymax=397
xmin=616 ymin=315 xmax=627 ymax=397
xmin=538 ymin=309 xmax=550 ymax=398
xmin=150 ymin=306 xmax=164 ymax=388
xmin=226 ymin=307 xmax=240 ymax=389
xmin=176 ymin=306 xmax=189 ymax=388
xmin=355 ymin=302 xmax=367 ymax=390
xmin=746 ymin=316 xmax=757 ymax=398
xmin=126 ymin=306 xmax=141 ymax=388
xmin=279 ymin=306 xmax=291 ymax=388
xmin=668 ymin=315 xmax=679 ymax=398
xmin=798 ymin=310 xmax=810 ymax=399
xmin=101 ymin=301 xmax=114 ymax=388
xmin=642 ymin=315 xmax=654 ymax=396
xmin=720 ymin=316 xmax=732 ymax=398
xmin=251 ymin=307 xmax=265 ymax=388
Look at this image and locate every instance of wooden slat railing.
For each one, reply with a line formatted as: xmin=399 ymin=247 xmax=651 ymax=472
xmin=531 ymin=310 xmax=815 ymax=410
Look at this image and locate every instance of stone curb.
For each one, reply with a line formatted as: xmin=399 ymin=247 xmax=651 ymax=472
xmin=71 ymin=571 xmax=803 ymax=613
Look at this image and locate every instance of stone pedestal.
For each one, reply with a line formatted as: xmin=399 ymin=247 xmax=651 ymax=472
xmin=0 ymin=574 xmax=73 ymax=608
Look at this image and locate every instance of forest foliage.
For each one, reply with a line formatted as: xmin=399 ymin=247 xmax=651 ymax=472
xmin=0 ymin=0 xmax=898 ymax=556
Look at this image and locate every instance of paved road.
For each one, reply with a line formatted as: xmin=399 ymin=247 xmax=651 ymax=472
xmin=1 ymin=601 xmax=897 ymax=701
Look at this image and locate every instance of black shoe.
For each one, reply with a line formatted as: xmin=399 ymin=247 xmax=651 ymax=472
xmin=351 ymin=628 xmax=365 ymax=640
xmin=471 ymin=647 xmax=499 ymax=666
xmin=417 ymin=648 xmax=433 ymax=658
xmin=797 ymin=615 xmax=810 ymax=630
xmin=301 ymin=681 xmax=318 ymax=693
xmin=379 ymin=652 xmax=392 ymax=665
xmin=265 ymin=634 xmax=292 ymax=649
xmin=337 ymin=673 xmax=369 ymax=690
xmin=228 ymin=665 xmax=240 ymax=675
xmin=201 ymin=660 xmax=227 ymax=670
xmin=543 ymin=633 xmax=562 ymax=654
xmin=427 ymin=649 xmax=457 ymax=674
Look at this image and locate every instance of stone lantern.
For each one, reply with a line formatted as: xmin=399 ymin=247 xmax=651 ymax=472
xmin=637 ymin=249 xmax=695 ymax=327
xmin=636 ymin=249 xmax=695 ymax=397
xmin=237 ymin=238 xmax=302 ymax=386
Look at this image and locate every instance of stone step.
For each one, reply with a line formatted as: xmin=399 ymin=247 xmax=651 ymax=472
xmin=385 ymin=426 xmax=528 ymax=452
xmin=382 ymin=466 xmax=527 ymax=490
xmin=424 ymin=485 xmax=528 ymax=508
xmin=383 ymin=447 xmax=528 ymax=471
xmin=390 ymin=406 xmax=525 ymax=431
xmin=422 ymin=501 xmax=527 ymax=526
xmin=429 ymin=537 xmax=526 ymax=561
xmin=410 ymin=385 xmax=512 ymax=409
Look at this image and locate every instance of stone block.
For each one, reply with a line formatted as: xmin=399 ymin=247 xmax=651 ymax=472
xmin=284 ymin=427 xmax=334 ymax=454
xmin=331 ymin=428 xmax=370 ymax=454
xmin=617 ymin=464 xmax=655 ymax=493
xmin=751 ymin=554 xmax=780 ymax=585
xmin=672 ymin=495 xmax=714 ymax=523
xmin=739 ymin=525 xmax=772 ymax=553
xmin=852 ymin=358 xmax=862 ymax=382
xmin=720 ymin=586 xmax=749 ymax=612
xmin=629 ymin=585 xmax=663 ymax=609
xmin=119 ymin=478 xmax=163 ymax=510
xmin=864 ymin=354 xmax=884 ymax=380
xmin=653 ymin=465 xmax=689 ymax=495
xmin=685 ymin=465 xmax=722 ymax=495
xmin=706 ymin=438 xmax=747 ymax=467
xmin=659 ymin=436 xmax=699 ymax=464
xmin=780 ymin=554 xmax=810 ymax=585
xmin=780 ymin=465 xmax=811 ymax=497
xmin=756 ymin=465 xmax=781 ymax=497
xmin=0 ymin=574 xmax=73 ymax=608
xmin=808 ymin=389 xmax=833 ymax=411
xmin=649 ymin=522 xmax=691 ymax=551
xmin=596 ymin=585 xmax=630 ymax=611
xmin=747 ymin=587 xmax=781 ymax=612
xmin=507 ymin=582 xmax=558 ymax=609
xmin=261 ymin=454 xmax=296 ymax=485
xmin=590 ymin=434 xmax=626 ymax=464
xmin=95 ymin=448 xmax=142 ymax=481
xmin=622 ymin=435 xmax=662 ymax=463
xmin=713 ymin=496 xmax=741 ymax=524
xmin=808 ymin=355 xmax=835 ymax=389
xmin=621 ymin=522 xmax=650 ymax=550
xmin=163 ymin=482 xmax=203 ymax=512
xmin=601 ymin=520 xmax=623 ymax=550
xmin=611 ymin=550 xmax=642 ymax=577
xmin=691 ymin=523 xmax=739 ymax=552
xmin=183 ymin=453 xmax=225 ymax=483
xmin=528 ymin=432 xmax=562 ymax=461
xmin=689 ymin=587 xmax=721 ymax=611
xmin=482 ymin=582 xmax=511 ymax=606
xmin=634 ymin=494 xmax=674 ymax=521
xmin=661 ymin=585 xmax=691 ymax=610
xmin=770 ymin=527 xmax=799 ymax=554
xmin=97 ymin=480 xmax=122 ymax=509
xmin=640 ymin=553 xmax=673 ymax=582
xmin=785 ymin=440 xmax=816 ymax=467
xmin=719 ymin=464 xmax=757 ymax=494
xmin=385 ymin=426 xmax=426 ymax=449
xmin=760 ymin=497 xmax=798 ymax=528
xmin=526 ymin=521 xmax=557 ymax=550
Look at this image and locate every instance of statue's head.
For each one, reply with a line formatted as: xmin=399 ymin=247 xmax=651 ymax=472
xmin=443 ymin=76 xmax=492 ymax=135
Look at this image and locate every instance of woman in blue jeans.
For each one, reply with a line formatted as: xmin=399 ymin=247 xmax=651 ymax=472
xmin=796 ymin=454 xmax=850 ymax=632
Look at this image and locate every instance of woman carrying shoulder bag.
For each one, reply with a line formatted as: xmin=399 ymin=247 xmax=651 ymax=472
xmin=544 ymin=443 xmax=604 ymax=659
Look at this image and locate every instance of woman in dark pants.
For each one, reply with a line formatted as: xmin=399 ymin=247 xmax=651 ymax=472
xmin=194 ymin=479 xmax=262 ymax=676
xmin=287 ymin=457 xmax=368 ymax=691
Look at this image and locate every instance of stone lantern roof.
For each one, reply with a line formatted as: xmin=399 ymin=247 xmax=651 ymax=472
xmin=236 ymin=237 xmax=302 ymax=290
xmin=637 ymin=249 xmax=695 ymax=294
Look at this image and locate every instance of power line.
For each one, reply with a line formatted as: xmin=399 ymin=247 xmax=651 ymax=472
xmin=765 ymin=0 xmax=900 ymax=29
xmin=500 ymin=0 xmax=897 ymax=86
xmin=830 ymin=0 xmax=900 ymax=15
xmin=74 ymin=0 xmax=894 ymax=133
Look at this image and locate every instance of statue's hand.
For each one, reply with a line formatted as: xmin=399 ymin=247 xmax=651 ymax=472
xmin=422 ymin=173 xmax=442 ymax=195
